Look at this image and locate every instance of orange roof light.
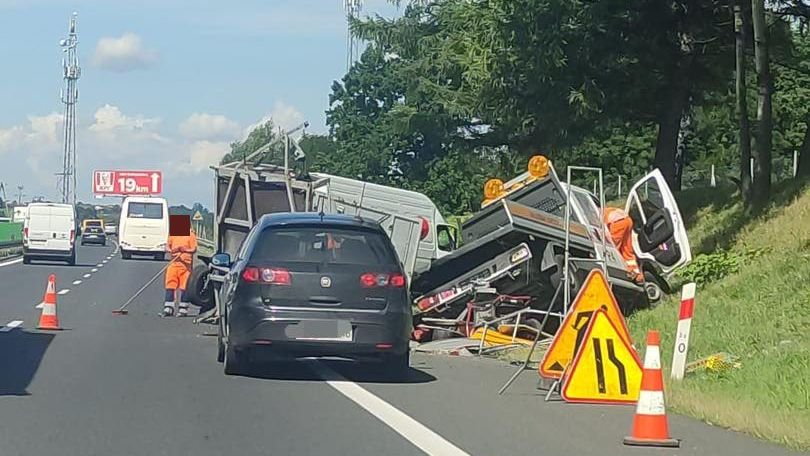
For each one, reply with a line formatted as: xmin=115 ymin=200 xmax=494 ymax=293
xmin=528 ymin=155 xmax=550 ymax=178
xmin=483 ymin=178 xmax=505 ymax=200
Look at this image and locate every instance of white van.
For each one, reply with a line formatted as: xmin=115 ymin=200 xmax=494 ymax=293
xmin=118 ymin=196 xmax=169 ymax=260
xmin=310 ymin=173 xmax=457 ymax=275
xmin=23 ymin=203 xmax=77 ymax=265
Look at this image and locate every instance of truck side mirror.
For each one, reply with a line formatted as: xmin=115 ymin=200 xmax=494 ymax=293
xmin=212 ymin=253 xmax=231 ymax=267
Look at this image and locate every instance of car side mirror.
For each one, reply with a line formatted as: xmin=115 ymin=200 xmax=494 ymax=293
xmin=212 ymin=253 xmax=231 ymax=267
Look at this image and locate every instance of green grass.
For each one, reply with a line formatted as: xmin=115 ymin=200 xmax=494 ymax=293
xmin=628 ymin=179 xmax=810 ymax=450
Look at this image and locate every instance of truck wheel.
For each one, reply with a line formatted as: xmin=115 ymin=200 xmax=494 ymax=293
xmin=67 ymin=251 xmax=76 ymax=266
xmin=643 ymin=271 xmax=669 ymax=308
xmin=186 ymin=264 xmax=214 ymax=311
xmin=121 ymin=250 xmax=131 ymax=260
xmin=22 ymin=255 xmax=31 ymax=265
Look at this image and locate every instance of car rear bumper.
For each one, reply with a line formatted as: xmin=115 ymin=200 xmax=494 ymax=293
xmin=228 ymin=306 xmax=411 ymax=359
xmin=23 ymin=247 xmax=73 ymax=258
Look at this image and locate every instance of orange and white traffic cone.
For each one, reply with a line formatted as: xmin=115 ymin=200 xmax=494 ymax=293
xmin=37 ymin=274 xmax=62 ymax=330
xmin=623 ymin=330 xmax=679 ymax=448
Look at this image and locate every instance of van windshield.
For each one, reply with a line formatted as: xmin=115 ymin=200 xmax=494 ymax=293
xmin=128 ymin=203 xmax=163 ymax=219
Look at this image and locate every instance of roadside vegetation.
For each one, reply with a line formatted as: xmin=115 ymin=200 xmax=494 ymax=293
xmin=629 ymin=179 xmax=810 ymax=450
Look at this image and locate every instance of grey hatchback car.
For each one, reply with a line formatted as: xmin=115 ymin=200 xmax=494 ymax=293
xmin=214 ymin=213 xmax=412 ymax=377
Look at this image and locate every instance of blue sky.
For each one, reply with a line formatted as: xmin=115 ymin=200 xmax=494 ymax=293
xmin=0 ymin=0 xmax=400 ymax=206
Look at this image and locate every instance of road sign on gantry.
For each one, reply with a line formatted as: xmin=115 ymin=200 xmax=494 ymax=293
xmin=93 ymin=170 xmax=162 ymax=196
xmin=561 ymin=309 xmax=642 ymax=404
xmin=539 ymin=269 xmax=632 ymax=379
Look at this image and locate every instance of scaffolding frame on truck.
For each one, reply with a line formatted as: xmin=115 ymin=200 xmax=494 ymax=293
xmin=194 ymin=122 xmax=325 ymax=325
xmin=497 ymin=164 xmax=610 ymax=396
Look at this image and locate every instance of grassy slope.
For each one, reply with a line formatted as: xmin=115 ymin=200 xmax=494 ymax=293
xmin=628 ymin=180 xmax=810 ymax=450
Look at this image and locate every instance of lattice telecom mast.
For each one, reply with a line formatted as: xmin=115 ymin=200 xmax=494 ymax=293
xmin=57 ymin=12 xmax=81 ymax=205
xmin=344 ymin=0 xmax=363 ymax=71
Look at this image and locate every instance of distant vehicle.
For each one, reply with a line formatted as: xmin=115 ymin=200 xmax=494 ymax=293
xmin=118 ymin=196 xmax=169 ymax=260
xmin=23 ymin=203 xmax=76 ymax=265
xmin=214 ymin=213 xmax=411 ymax=377
xmin=81 ymin=226 xmax=106 ymax=246
xmin=104 ymin=224 xmax=117 ymax=235
xmin=81 ymin=218 xmax=104 ymax=233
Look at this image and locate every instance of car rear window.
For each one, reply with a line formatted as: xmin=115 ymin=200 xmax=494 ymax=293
xmin=250 ymin=226 xmax=398 ymax=266
xmin=86 ymin=220 xmax=102 ymax=226
xmin=127 ymin=203 xmax=163 ymax=219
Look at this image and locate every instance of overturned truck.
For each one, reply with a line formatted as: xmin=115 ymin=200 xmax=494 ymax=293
xmin=190 ymin=132 xmax=691 ymax=349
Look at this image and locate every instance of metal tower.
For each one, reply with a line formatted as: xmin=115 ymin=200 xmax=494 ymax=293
xmin=344 ymin=0 xmax=363 ymax=71
xmin=57 ymin=12 xmax=81 ymax=205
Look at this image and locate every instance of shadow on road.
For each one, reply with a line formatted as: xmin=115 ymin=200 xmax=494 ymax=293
xmin=241 ymin=359 xmax=437 ymax=385
xmin=0 ymin=329 xmax=54 ymax=396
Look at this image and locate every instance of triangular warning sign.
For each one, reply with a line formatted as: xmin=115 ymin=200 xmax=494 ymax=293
xmin=561 ymin=309 xmax=642 ymax=404
xmin=192 ymin=211 xmax=203 ymax=221
xmin=539 ymin=269 xmax=632 ymax=379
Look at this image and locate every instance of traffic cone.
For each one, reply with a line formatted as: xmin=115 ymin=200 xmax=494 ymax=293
xmin=37 ymin=274 xmax=62 ymax=330
xmin=623 ymin=330 xmax=679 ymax=448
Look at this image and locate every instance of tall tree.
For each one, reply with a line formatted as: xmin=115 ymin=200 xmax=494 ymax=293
xmin=751 ymin=0 xmax=774 ymax=208
xmin=734 ymin=1 xmax=754 ymax=201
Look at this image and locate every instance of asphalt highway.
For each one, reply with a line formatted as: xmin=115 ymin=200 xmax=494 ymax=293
xmin=0 ymin=242 xmax=802 ymax=455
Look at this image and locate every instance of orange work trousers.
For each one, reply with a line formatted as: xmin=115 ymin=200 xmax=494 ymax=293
xmin=164 ymin=261 xmax=192 ymax=290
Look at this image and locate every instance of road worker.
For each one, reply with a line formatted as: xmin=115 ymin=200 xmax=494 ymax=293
xmin=603 ymin=207 xmax=644 ymax=283
xmin=163 ymin=216 xmax=198 ymax=317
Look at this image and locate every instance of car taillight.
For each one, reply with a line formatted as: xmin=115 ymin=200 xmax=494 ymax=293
xmin=419 ymin=217 xmax=430 ymax=240
xmin=24 ymin=227 xmax=28 ymax=238
xmin=242 ymin=267 xmax=291 ymax=285
xmin=360 ymin=272 xmax=406 ymax=288
xmin=70 ymin=229 xmax=75 ymax=242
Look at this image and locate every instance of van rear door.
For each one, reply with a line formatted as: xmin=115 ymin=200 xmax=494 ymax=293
xmin=28 ymin=206 xmax=74 ymax=251
xmin=625 ymin=170 xmax=692 ymax=276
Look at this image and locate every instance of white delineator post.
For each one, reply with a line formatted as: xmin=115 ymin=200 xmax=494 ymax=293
xmin=671 ymin=283 xmax=696 ymax=380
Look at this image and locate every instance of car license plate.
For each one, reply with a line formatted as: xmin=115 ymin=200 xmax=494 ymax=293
xmin=286 ymin=320 xmax=353 ymax=342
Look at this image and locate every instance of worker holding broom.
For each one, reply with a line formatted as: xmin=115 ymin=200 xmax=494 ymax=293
xmin=163 ymin=215 xmax=197 ymax=317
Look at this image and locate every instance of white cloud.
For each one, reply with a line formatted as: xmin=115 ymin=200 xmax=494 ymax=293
xmin=243 ymin=101 xmax=305 ymax=138
xmin=92 ymin=33 xmax=159 ymax=72
xmin=179 ymin=113 xmax=241 ymax=140
xmin=170 ymin=140 xmax=230 ymax=175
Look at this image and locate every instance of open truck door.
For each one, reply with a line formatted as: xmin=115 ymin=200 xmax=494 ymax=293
xmin=625 ymin=169 xmax=692 ymax=276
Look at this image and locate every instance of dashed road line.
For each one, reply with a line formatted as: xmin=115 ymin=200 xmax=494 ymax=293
xmin=36 ymin=302 xmax=44 ymax=309
xmin=103 ymin=260 xmax=108 ymax=264
xmin=0 ymin=320 xmax=23 ymax=332
xmin=96 ymin=263 xmax=103 ymax=267
xmin=83 ymin=273 xmax=91 ymax=278
xmin=91 ymin=268 xmax=98 ymax=272
xmin=310 ymin=362 xmax=470 ymax=456
xmin=58 ymin=289 xmax=70 ymax=295
xmin=72 ymin=280 xmax=82 ymax=285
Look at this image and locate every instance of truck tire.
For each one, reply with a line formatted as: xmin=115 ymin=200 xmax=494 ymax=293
xmin=22 ymin=255 xmax=31 ymax=265
xmin=121 ymin=250 xmax=131 ymax=260
xmin=643 ymin=271 xmax=669 ymax=308
xmin=186 ymin=264 xmax=214 ymax=311
xmin=67 ymin=250 xmax=76 ymax=266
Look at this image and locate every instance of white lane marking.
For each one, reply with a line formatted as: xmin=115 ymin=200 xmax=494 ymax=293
xmin=0 ymin=257 xmax=23 ymax=268
xmin=72 ymin=280 xmax=82 ymax=285
xmin=102 ymin=260 xmax=108 ymax=264
xmin=0 ymin=320 xmax=23 ymax=332
xmin=91 ymin=268 xmax=98 ymax=272
xmin=96 ymin=263 xmax=103 ymax=267
xmin=82 ymin=273 xmax=91 ymax=278
xmin=36 ymin=302 xmax=44 ymax=309
xmin=58 ymin=289 xmax=70 ymax=295
xmin=310 ymin=362 xmax=470 ymax=456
